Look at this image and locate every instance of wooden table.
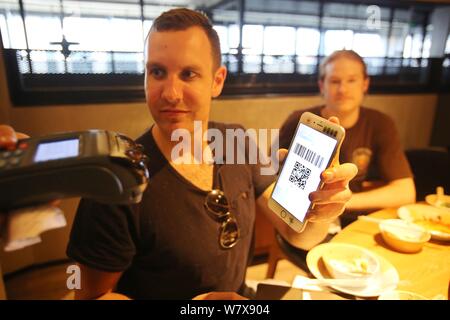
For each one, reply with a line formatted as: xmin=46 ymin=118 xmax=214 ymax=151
xmin=331 ymin=208 xmax=450 ymax=299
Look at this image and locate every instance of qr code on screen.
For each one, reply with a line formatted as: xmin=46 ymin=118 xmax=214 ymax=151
xmin=289 ymin=161 xmax=311 ymax=190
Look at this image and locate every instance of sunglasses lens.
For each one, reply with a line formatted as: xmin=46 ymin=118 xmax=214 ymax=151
xmin=220 ymin=218 xmax=240 ymax=249
xmin=205 ymin=189 xmax=240 ymax=249
xmin=205 ymin=189 xmax=229 ymax=216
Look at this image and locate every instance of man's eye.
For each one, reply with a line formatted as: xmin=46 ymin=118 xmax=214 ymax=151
xmin=149 ymin=68 xmax=165 ymax=79
xmin=181 ymin=70 xmax=197 ymax=80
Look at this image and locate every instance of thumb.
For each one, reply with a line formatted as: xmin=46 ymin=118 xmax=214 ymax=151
xmin=327 ymin=116 xmax=340 ymax=125
xmin=276 ymin=148 xmax=288 ymax=163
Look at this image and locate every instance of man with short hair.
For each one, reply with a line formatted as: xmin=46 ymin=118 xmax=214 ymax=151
xmin=1 ymin=9 xmax=357 ymax=300
xmin=279 ymin=50 xmax=415 ymax=226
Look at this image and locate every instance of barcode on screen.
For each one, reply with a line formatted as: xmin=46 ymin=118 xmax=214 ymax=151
xmin=293 ymin=143 xmax=324 ymax=168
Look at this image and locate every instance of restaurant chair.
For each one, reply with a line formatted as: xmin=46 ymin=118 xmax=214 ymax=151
xmin=405 ymin=147 xmax=450 ymax=201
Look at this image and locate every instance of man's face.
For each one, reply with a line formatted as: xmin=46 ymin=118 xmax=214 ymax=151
xmin=319 ymin=57 xmax=369 ymax=114
xmin=145 ymin=26 xmax=226 ymax=135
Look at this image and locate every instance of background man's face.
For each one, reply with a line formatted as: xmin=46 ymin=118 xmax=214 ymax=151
xmin=319 ymin=57 xmax=369 ymax=114
xmin=145 ymin=26 xmax=226 ymax=135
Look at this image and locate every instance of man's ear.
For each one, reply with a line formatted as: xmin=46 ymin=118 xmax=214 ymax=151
xmin=318 ymin=79 xmax=325 ymax=95
xmin=212 ymin=66 xmax=227 ymax=98
xmin=363 ymin=76 xmax=370 ymax=94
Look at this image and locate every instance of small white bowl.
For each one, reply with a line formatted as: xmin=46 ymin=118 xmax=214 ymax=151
xmin=379 ymin=219 xmax=431 ymax=253
xmin=322 ymin=244 xmax=380 ymax=279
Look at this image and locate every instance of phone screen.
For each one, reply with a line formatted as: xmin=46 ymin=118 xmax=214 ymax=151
xmin=272 ymin=123 xmax=337 ymax=222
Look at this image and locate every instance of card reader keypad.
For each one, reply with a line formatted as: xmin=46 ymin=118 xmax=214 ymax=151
xmin=0 ymin=142 xmax=28 ymax=168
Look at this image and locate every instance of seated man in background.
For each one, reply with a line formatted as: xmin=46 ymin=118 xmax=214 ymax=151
xmin=279 ymin=50 xmax=415 ymax=227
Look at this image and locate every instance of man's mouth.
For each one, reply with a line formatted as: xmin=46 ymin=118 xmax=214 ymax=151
xmin=336 ymin=96 xmax=352 ymax=100
xmin=335 ymin=98 xmax=354 ymax=104
xmin=160 ymin=109 xmax=189 ymax=115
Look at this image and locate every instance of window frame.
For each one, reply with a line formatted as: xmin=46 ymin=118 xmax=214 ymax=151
xmin=1 ymin=0 xmax=448 ymax=106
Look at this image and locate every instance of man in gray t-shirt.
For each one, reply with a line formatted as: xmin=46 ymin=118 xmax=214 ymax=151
xmin=0 ymin=10 xmax=357 ymax=300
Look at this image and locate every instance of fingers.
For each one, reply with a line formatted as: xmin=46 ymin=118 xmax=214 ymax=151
xmin=321 ymin=163 xmax=358 ymax=184
xmin=0 ymin=125 xmax=29 ymax=149
xmin=319 ymin=179 xmax=348 ymax=190
xmin=192 ymin=292 xmax=248 ymax=300
xmin=276 ymin=148 xmax=288 ymax=163
xmin=306 ymin=203 xmax=345 ymax=223
xmin=305 ymin=162 xmax=356 ymax=223
xmin=0 ymin=125 xmax=18 ymax=148
xmin=309 ymin=187 xmax=352 ymax=205
xmin=50 ymin=199 xmax=62 ymax=207
xmin=17 ymin=132 xmax=29 ymax=139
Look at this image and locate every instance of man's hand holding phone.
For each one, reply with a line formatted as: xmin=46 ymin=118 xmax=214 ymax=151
xmin=276 ymin=149 xmax=355 ymax=223
xmin=269 ymin=114 xmax=357 ymax=232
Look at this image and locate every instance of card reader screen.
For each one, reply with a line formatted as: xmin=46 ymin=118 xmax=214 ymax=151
xmin=34 ymin=139 xmax=79 ymax=162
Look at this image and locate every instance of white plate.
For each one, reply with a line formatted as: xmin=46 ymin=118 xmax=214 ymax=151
xmin=397 ymin=204 xmax=450 ymax=241
xmin=378 ymin=290 xmax=428 ymax=300
xmin=306 ymin=243 xmax=399 ymax=298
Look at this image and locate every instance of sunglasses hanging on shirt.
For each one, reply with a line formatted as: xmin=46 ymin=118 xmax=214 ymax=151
xmin=204 ymin=189 xmax=240 ymax=249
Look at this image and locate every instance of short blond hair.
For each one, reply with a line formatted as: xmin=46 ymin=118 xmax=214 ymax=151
xmin=319 ymin=50 xmax=368 ymax=81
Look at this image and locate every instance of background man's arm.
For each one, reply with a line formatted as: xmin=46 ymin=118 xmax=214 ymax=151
xmin=346 ymin=177 xmax=415 ymax=211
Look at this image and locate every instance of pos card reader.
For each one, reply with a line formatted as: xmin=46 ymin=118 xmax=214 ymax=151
xmin=0 ymin=130 xmax=149 ymax=210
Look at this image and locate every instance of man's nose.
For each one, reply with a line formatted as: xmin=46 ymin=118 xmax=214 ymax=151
xmin=337 ymin=82 xmax=347 ymax=94
xmin=161 ymin=76 xmax=183 ymax=104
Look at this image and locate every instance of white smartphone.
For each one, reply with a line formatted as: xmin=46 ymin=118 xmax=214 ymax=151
xmin=268 ymin=112 xmax=345 ymax=232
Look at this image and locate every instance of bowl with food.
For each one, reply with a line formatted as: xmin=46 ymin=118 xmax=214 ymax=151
xmin=379 ymin=219 xmax=431 ymax=253
xmin=425 ymin=187 xmax=450 ymax=211
xmin=321 ymin=244 xmax=380 ymax=280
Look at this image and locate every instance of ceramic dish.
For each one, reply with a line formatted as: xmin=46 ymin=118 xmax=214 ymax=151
xmin=379 ymin=219 xmax=431 ymax=253
xmin=306 ymin=243 xmax=399 ymax=297
xmin=398 ymin=204 xmax=450 ymax=241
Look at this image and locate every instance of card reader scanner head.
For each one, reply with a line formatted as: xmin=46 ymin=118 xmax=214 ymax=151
xmin=0 ymin=130 xmax=149 ymax=210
